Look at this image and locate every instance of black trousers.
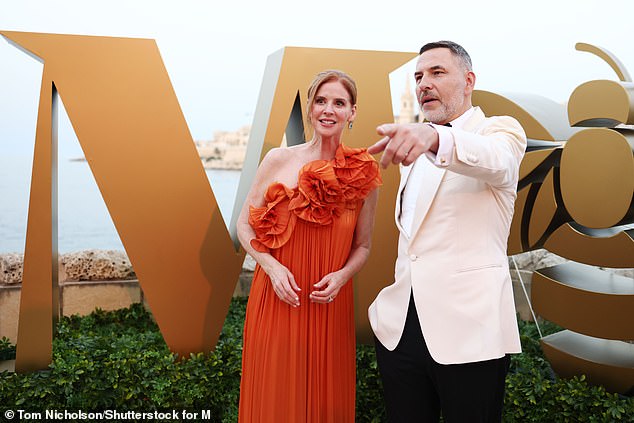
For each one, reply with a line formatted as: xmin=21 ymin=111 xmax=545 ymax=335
xmin=374 ymin=293 xmax=511 ymax=423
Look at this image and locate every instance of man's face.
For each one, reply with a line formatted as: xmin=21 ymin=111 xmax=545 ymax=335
xmin=414 ymin=47 xmax=474 ymax=124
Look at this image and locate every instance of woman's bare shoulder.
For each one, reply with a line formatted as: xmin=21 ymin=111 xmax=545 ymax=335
xmin=261 ymin=144 xmax=310 ymax=166
xmin=257 ymin=145 xmax=313 ymax=187
xmin=263 ymin=145 xmax=298 ymax=160
xmin=256 ymin=147 xmax=298 ymax=180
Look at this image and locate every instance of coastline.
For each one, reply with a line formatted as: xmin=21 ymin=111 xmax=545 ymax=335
xmin=200 ymin=159 xmax=242 ymax=171
xmin=70 ymin=156 xmax=243 ymax=171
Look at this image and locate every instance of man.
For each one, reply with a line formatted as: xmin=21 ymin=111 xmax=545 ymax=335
xmin=367 ymin=41 xmax=526 ymax=422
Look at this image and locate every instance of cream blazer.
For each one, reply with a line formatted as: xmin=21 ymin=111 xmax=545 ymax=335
xmin=369 ymin=107 xmax=526 ymax=365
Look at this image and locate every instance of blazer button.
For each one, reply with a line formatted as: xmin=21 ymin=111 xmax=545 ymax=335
xmin=409 ymin=254 xmax=417 ymax=261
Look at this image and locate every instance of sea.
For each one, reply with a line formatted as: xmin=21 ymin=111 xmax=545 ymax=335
xmin=0 ymin=155 xmax=241 ymax=254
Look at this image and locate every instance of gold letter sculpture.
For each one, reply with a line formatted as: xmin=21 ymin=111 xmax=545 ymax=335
xmin=474 ymin=42 xmax=634 ymax=394
xmin=2 ymin=31 xmax=246 ymax=372
xmin=0 ymin=30 xmax=415 ymax=371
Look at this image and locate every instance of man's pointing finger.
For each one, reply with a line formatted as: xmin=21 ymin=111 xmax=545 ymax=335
xmin=367 ymin=137 xmax=390 ymax=155
xmin=377 ymin=123 xmax=399 ymax=137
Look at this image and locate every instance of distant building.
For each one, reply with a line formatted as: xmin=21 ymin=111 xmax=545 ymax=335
xmin=195 ymin=125 xmax=249 ymax=170
xmin=394 ymin=75 xmax=422 ymax=124
xmin=395 ymin=76 xmax=415 ymax=124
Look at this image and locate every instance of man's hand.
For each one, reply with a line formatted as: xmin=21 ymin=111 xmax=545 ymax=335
xmin=368 ymin=123 xmax=440 ymax=169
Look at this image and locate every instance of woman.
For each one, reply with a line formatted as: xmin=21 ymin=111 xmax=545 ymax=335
xmin=237 ymin=69 xmax=381 ymax=422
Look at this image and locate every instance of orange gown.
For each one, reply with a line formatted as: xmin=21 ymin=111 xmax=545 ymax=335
xmin=239 ymin=144 xmax=381 ymax=422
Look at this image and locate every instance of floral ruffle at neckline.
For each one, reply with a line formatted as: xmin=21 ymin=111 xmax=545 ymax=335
xmin=249 ymin=144 xmax=382 ymax=253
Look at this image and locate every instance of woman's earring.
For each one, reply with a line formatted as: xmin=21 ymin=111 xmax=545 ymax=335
xmin=348 ymin=122 xmax=353 ymax=130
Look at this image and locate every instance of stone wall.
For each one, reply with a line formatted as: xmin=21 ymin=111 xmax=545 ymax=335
xmin=0 ymin=253 xmax=24 ymax=285
xmin=0 ymin=250 xmax=136 ymax=285
xmin=1 ymin=249 xmax=631 ymax=342
xmin=0 ymin=250 xmax=253 ymax=343
xmin=0 ymin=250 xmax=143 ymax=343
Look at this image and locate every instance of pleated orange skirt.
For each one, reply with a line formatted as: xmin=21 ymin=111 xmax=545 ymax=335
xmin=239 ymin=210 xmax=359 ymax=422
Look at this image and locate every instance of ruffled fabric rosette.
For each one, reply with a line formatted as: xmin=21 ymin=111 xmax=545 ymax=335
xmin=249 ymin=183 xmax=297 ymax=253
xmin=333 ymin=144 xmax=381 ymax=208
xmin=249 ymin=144 xmax=382 ymax=253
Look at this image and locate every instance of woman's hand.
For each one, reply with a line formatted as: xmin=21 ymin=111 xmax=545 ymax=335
xmin=263 ymin=261 xmax=301 ymax=307
xmin=310 ymin=270 xmax=348 ymax=304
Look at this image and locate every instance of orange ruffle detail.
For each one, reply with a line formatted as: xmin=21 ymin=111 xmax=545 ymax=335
xmin=288 ymin=159 xmax=343 ymax=225
xmin=249 ymin=183 xmax=297 ymax=253
xmin=249 ymin=144 xmax=381 ymax=251
xmin=333 ymin=144 xmax=382 ymax=207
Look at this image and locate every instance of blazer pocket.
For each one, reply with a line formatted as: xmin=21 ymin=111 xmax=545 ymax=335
xmin=455 ymin=263 xmax=502 ymax=273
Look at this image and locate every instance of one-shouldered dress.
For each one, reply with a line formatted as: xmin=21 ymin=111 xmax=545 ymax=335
xmin=238 ymin=144 xmax=381 ymax=422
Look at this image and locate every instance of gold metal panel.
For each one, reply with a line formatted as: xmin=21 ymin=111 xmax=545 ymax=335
xmin=14 ymin=70 xmax=59 ymax=373
xmin=527 ymin=169 xmax=559 ymax=248
xmin=508 ymin=133 xmax=634 ymax=262
xmin=541 ymin=330 xmax=634 ymax=395
xmin=576 ymin=42 xmax=632 ymax=82
xmin=568 ymin=80 xmax=634 ymax=127
xmin=533 ymin=262 xmax=634 ymax=340
xmin=560 ymin=128 xmax=634 ymax=228
xmin=507 ymin=187 xmax=529 ymax=255
xmin=229 ymin=46 xmax=417 ymax=344
xmin=507 ymin=146 xmax=567 ymax=253
xmin=2 ymin=31 xmax=245 ymax=366
xmin=518 ymin=147 xmax=558 ymax=181
xmin=544 ymin=223 xmax=634 ymax=268
xmin=478 ymin=44 xmax=634 ymax=393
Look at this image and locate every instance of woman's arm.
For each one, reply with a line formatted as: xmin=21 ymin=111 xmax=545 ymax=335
xmin=236 ymin=148 xmax=301 ymax=307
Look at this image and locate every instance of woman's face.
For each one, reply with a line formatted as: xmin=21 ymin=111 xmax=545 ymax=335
xmin=309 ymin=80 xmax=356 ymax=140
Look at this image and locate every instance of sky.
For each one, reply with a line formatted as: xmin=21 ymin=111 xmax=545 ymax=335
xmin=1 ymin=0 xmax=633 ymax=159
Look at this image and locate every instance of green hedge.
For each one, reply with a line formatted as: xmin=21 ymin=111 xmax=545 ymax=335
xmin=0 ymin=299 xmax=632 ymax=422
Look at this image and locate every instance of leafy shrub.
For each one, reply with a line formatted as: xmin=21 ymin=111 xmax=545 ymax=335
xmin=0 ymin=301 xmax=245 ymax=422
xmin=356 ymin=344 xmax=386 ymax=422
xmin=0 ymin=300 xmax=632 ymax=422
xmin=503 ymin=319 xmax=634 ymax=423
xmin=0 ymin=337 xmax=15 ymax=361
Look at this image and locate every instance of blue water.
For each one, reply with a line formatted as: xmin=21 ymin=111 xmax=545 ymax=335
xmin=0 ymin=155 xmax=241 ymax=253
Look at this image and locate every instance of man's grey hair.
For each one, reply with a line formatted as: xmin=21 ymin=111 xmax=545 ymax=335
xmin=419 ymin=40 xmax=472 ymax=71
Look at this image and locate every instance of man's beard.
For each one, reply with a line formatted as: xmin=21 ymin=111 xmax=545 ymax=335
xmin=419 ymin=90 xmax=463 ymax=124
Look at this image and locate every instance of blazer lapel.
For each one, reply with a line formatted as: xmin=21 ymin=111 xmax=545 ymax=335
xmin=394 ymin=164 xmax=413 ymax=236
xmin=409 ymin=158 xmax=445 ymax=240
xmin=409 ymin=107 xmax=488 ymax=240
